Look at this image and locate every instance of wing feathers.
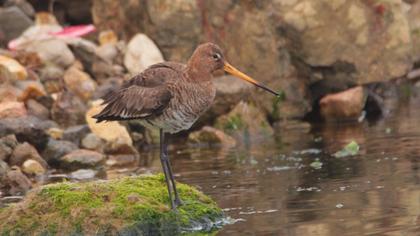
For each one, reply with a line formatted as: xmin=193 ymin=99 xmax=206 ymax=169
xmin=92 ymin=85 xmax=172 ymax=122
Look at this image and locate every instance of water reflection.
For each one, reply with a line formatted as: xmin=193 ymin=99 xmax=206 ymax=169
xmin=165 ymin=94 xmax=418 ymax=235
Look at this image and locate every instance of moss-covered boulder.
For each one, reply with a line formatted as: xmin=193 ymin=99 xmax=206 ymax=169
xmin=0 ymin=174 xmax=224 ymax=235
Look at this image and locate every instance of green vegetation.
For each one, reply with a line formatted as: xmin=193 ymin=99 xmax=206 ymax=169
xmin=333 ymin=141 xmax=360 ymax=158
xmin=271 ymin=90 xmax=286 ymax=120
xmin=223 ymin=114 xmax=244 ymax=131
xmin=0 ymin=174 xmax=223 ymax=235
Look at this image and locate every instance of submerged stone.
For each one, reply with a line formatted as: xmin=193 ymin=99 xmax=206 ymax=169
xmin=0 ymin=174 xmax=224 ymax=235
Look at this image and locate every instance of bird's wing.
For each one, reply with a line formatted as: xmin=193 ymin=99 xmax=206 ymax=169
xmin=92 ymin=85 xmax=172 ymax=122
xmin=101 ymin=62 xmax=185 ymax=104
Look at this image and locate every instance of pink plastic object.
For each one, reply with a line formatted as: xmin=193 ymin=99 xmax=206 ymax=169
xmin=51 ymin=24 xmax=96 ymax=38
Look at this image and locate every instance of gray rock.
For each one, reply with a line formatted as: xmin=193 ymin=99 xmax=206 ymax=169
xmin=5 ymin=166 xmax=32 ymax=195
xmin=51 ymin=91 xmax=87 ymax=128
xmin=60 ymin=149 xmax=105 ymax=170
xmin=81 ymin=133 xmax=105 ymax=151
xmin=25 ymin=39 xmax=75 ymax=68
xmin=70 ymin=169 xmax=97 ymax=180
xmin=0 ymin=134 xmax=18 ymax=161
xmin=62 ymin=125 xmax=90 ymax=146
xmin=0 ymin=116 xmax=56 ymax=150
xmin=42 ymin=139 xmax=78 ymax=166
xmin=0 ymin=6 xmax=33 ymax=46
xmin=10 ymin=142 xmax=48 ymax=168
xmin=4 ymin=0 xmax=35 ymax=17
xmin=26 ymin=99 xmax=50 ymax=120
xmin=0 ymin=160 xmax=9 ymax=183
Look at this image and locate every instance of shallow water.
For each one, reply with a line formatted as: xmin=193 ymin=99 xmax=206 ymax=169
xmin=134 ymin=88 xmax=420 ymax=235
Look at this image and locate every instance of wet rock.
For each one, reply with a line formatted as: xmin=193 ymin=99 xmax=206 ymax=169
xmin=24 ymin=39 xmax=75 ymax=68
xmin=86 ymin=100 xmax=133 ymax=145
xmin=104 ymin=138 xmax=138 ymax=155
xmin=319 ymin=86 xmax=367 ymax=121
xmin=123 ymin=33 xmax=164 ymax=75
xmin=0 ymin=116 xmax=56 ymax=150
xmin=70 ymin=169 xmax=98 ymax=180
xmin=188 ymin=126 xmax=236 ymax=148
xmin=103 ymin=137 xmax=139 ymax=166
xmin=0 ymin=101 xmax=27 ymax=119
xmin=5 ymin=166 xmax=32 ymax=195
xmin=10 ymin=142 xmax=48 ymax=168
xmin=41 ymin=139 xmax=78 ymax=165
xmin=0 ymin=135 xmax=18 ymax=161
xmin=60 ymin=149 xmax=105 ymax=170
xmin=0 ymin=55 xmax=28 ymax=81
xmin=215 ymin=101 xmax=274 ymax=140
xmin=0 ymin=6 xmax=33 ymax=46
xmin=22 ymin=159 xmax=46 ymax=176
xmin=26 ymin=99 xmax=49 ymax=120
xmin=81 ymin=133 xmax=105 ymax=151
xmin=63 ymin=65 xmax=97 ymax=101
xmin=106 ymin=154 xmax=139 ymax=167
xmin=51 ymin=91 xmax=87 ymax=128
xmin=62 ymin=125 xmax=90 ymax=146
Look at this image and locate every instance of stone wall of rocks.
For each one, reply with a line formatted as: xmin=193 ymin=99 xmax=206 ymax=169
xmin=91 ymin=0 xmax=420 ymax=119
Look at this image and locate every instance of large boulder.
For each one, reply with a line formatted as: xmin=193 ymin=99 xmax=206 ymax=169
xmin=0 ymin=174 xmax=223 ymax=235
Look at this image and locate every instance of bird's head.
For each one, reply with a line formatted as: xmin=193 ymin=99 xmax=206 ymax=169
xmin=188 ymin=42 xmax=280 ymax=96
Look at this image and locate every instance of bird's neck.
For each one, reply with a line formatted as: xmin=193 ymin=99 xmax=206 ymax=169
xmin=185 ymin=59 xmax=213 ymax=82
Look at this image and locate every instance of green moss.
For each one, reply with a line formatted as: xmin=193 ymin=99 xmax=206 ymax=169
xmin=223 ymin=114 xmax=244 ymax=131
xmin=0 ymin=174 xmax=223 ymax=235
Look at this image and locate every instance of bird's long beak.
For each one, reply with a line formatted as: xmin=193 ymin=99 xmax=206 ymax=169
xmin=224 ymin=62 xmax=280 ymax=96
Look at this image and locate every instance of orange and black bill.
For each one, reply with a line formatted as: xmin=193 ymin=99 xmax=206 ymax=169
xmin=223 ymin=62 xmax=280 ymax=97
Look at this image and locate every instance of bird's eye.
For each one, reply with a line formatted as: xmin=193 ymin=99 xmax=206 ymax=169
xmin=212 ymin=53 xmax=221 ymax=61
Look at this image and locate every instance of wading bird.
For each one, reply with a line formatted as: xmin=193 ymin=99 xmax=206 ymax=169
xmin=93 ymin=43 xmax=279 ymax=210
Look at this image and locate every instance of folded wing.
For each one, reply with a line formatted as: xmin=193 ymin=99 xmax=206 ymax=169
xmin=92 ymin=85 xmax=172 ymax=123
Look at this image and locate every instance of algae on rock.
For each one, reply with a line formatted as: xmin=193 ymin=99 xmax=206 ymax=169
xmin=0 ymin=174 xmax=223 ymax=235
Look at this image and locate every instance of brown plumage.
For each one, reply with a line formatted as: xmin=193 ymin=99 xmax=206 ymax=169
xmin=93 ymin=43 xmax=279 ymax=210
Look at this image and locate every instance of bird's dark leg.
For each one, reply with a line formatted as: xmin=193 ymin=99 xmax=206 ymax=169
xmin=163 ymin=140 xmax=182 ymax=207
xmin=160 ymin=129 xmax=175 ymax=210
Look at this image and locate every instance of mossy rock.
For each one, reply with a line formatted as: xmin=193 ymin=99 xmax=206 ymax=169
xmin=0 ymin=174 xmax=224 ymax=235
